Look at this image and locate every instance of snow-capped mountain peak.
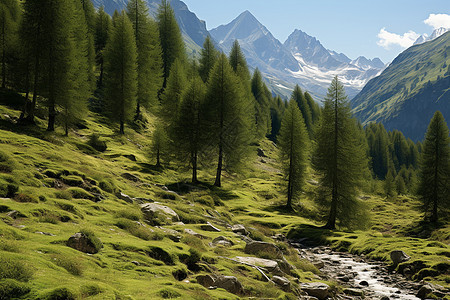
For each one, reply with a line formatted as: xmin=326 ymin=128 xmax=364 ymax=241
xmin=414 ymin=27 xmax=449 ymax=45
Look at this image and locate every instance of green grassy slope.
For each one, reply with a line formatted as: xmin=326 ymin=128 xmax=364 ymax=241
xmin=0 ymin=93 xmax=448 ymax=299
xmin=351 ymin=31 xmax=450 ymax=141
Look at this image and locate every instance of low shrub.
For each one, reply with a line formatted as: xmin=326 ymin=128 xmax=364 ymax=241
xmin=67 ymin=187 xmax=94 ymax=200
xmin=116 ymin=218 xmax=159 ymax=241
xmin=40 ymin=287 xmax=76 ymax=300
xmin=0 ymin=151 xmax=15 ymax=174
xmin=61 ymin=175 xmax=84 ymax=187
xmin=0 ymin=256 xmax=33 ymax=282
xmin=88 ymin=134 xmax=107 ymax=152
xmin=157 ymin=288 xmax=181 ymax=299
xmin=0 ymin=175 xmax=19 ymax=198
xmin=50 ymin=254 xmax=83 ymax=276
xmin=43 ymin=169 xmax=61 ymax=179
xmin=80 ymin=284 xmax=103 ymax=297
xmin=0 ymin=239 xmax=20 ymax=252
xmin=0 ymin=279 xmax=31 ymax=299
xmin=99 ymin=179 xmax=117 ymax=194
xmin=115 ymin=208 xmax=141 ymax=221
xmin=14 ymin=193 xmax=39 ymax=203
xmin=54 ymin=190 xmax=72 ymax=200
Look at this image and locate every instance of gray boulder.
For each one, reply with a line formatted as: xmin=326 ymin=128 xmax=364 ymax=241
xmin=416 ymin=285 xmax=433 ymax=299
xmin=140 ymin=203 xmax=179 ymax=225
xmin=117 ymin=192 xmax=133 ymax=203
xmin=390 ymin=250 xmax=410 ymax=266
xmin=215 ymin=275 xmax=243 ymax=295
xmin=184 ymin=228 xmax=207 ymax=239
xmin=67 ymin=232 xmax=100 ymax=254
xmin=231 ymin=224 xmax=248 ymax=235
xmin=235 ymin=256 xmax=280 ymax=273
xmin=245 ymin=241 xmax=282 ymax=258
xmin=272 ymin=276 xmax=290 ymax=291
xmin=212 ymin=236 xmax=233 ymax=247
xmin=196 ymin=274 xmax=215 ymax=288
xmin=300 ymin=282 xmax=329 ymax=300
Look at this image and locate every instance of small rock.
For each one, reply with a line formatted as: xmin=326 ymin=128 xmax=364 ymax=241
xmin=35 ymin=231 xmax=55 ymax=236
xmin=343 ymin=288 xmax=364 ymax=297
xmin=272 ymin=276 xmax=290 ymax=291
xmin=231 ymin=224 xmax=248 ymax=235
xmin=133 ymin=197 xmax=153 ymax=204
xmin=257 ymin=148 xmax=267 ymax=157
xmin=67 ymin=232 xmax=100 ymax=254
xmin=271 ymin=233 xmax=286 ymax=241
xmin=121 ymin=172 xmax=140 ymax=182
xmin=380 ymin=296 xmax=390 ymax=300
xmin=184 ymin=228 xmax=207 ymax=239
xmin=196 ymin=274 xmax=215 ymax=288
xmin=300 ymin=282 xmax=329 ymax=300
xmin=390 ymin=250 xmax=410 ymax=266
xmin=214 ymin=275 xmax=243 ymax=295
xmin=235 ymin=256 xmax=280 ymax=273
xmin=212 ymin=236 xmax=233 ymax=247
xmin=131 ymin=261 xmax=140 ymax=266
xmin=416 ymin=285 xmax=433 ymax=299
xmin=141 ymin=203 xmax=179 ymax=225
xmin=6 ymin=210 xmax=25 ymax=219
xmin=359 ymin=280 xmax=369 ymax=286
xmin=200 ymin=222 xmax=221 ymax=232
xmin=312 ymin=260 xmax=324 ymax=269
xmin=117 ymin=192 xmax=133 ymax=203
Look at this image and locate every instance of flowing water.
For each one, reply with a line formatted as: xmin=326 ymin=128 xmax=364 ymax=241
xmin=292 ymin=243 xmax=422 ymax=299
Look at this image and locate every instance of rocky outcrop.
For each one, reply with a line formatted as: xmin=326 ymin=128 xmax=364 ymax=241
xmin=272 ymin=276 xmax=290 ymax=291
xmin=235 ymin=256 xmax=280 ymax=273
xmin=140 ymin=203 xmax=179 ymax=225
xmin=215 ymin=275 xmax=243 ymax=295
xmin=184 ymin=228 xmax=207 ymax=239
xmin=390 ymin=250 xmax=410 ymax=266
xmin=67 ymin=232 xmax=100 ymax=254
xmin=212 ymin=236 xmax=233 ymax=247
xmin=416 ymin=285 xmax=433 ymax=299
xmin=299 ymin=282 xmax=329 ymax=300
xmin=231 ymin=224 xmax=248 ymax=235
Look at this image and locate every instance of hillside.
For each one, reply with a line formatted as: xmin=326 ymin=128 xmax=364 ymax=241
xmin=0 ymin=92 xmax=449 ymax=299
xmin=352 ymin=31 xmax=450 ymax=141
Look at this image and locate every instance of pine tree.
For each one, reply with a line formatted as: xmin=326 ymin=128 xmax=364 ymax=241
xmin=229 ymin=40 xmax=250 ymax=80
xmin=174 ymin=76 xmax=206 ymax=183
xmin=304 ymin=91 xmax=320 ymax=125
xmin=94 ymin=6 xmax=111 ymax=88
xmin=204 ymin=53 xmax=251 ymax=187
xmin=417 ymin=111 xmax=450 ymax=223
xmin=161 ymin=58 xmax=186 ymax=123
xmin=291 ymin=85 xmax=313 ymax=137
xmin=157 ymin=0 xmax=185 ymax=91
xmin=395 ymin=175 xmax=406 ymax=195
xmin=0 ymin=0 xmax=20 ymax=88
xmin=367 ymin=123 xmax=390 ymax=179
xmin=313 ymin=76 xmax=369 ymax=229
xmin=127 ymin=0 xmax=163 ymax=120
xmin=80 ymin=0 xmax=96 ymax=92
xmin=151 ymin=121 xmax=169 ymax=168
xmin=251 ymin=68 xmax=270 ymax=139
xmin=278 ymin=99 xmax=308 ymax=210
xmin=384 ymin=169 xmax=396 ymax=198
xmin=198 ymin=35 xmax=218 ymax=82
xmin=103 ymin=11 xmax=138 ymax=134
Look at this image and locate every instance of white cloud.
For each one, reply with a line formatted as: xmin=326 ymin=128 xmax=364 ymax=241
xmin=424 ymin=13 xmax=450 ymax=30
xmin=377 ymin=28 xmax=419 ymax=49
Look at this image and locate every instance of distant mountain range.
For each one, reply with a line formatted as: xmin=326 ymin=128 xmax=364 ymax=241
xmin=352 ymin=31 xmax=450 ymax=141
xmin=92 ymin=0 xmax=385 ymax=99
xmin=413 ymin=27 xmax=449 ymax=46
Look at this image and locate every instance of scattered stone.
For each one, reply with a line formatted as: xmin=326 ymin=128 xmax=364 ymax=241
xmin=416 ymin=285 xmax=433 ymax=299
xmin=276 ymin=258 xmax=294 ymax=274
xmin=390 ymin=250 xmax=410 ymax=266
xmin=244 ymin=241 xmax=282 ymax=258
xmin=35 ymin=231 xmax=55 ymax=236
xmin=131 ymin=261 xmax=140 ymax=266
xmin=6 ymin=210 xmax=25 ymax=219
xmin=212 ymin=236 xmax=233 ymax=247
xmin=272 ymin=276 xmax=290 ymax=291
xmin=196 ymin=274 xmax=215 ymax=288
xmin=343 ymin=288 xmax=364 ymax=297
xmin=235 ymin=256 xmax=280 ymax=273
xmin=231 ymin=224 xmax=248 ymax=235
xmin=257 ymin=148 xmax=267 ymax=157
xmin=172 ymin=268 xmax=187 ymax=281
xmin=200 ymin=222 xmax=221 ymax=232
xmin=117 ymin=192 xmax=133 ymax=203
xmin=380 ymin=296 xmax=390 ymax=300
xmin=67 ymin=232 xmax=100 ymax=254
xmin=312 ymin=260 xmax=324 ymax=269
xmin=215 ymin=275 xmax=243 ymax=295
xmin=157 ymin=227 xmax=181 ymax=242
xmin=121 ymin=172 xmax=140 ymax=182
xmin=359 ymin=280 xmax=369 ymax=286
xmin=133 ymin=197 xmax=153 ymax=204
xmin=140 ymin=203 xmax=179 ymax=225
xmin=300 ymin=282 xmax=329 ymax=300
xmin=271 ymin=233 xmax=286 ymax=241
xmin=184 ymin=228 xmax=207 ymax=239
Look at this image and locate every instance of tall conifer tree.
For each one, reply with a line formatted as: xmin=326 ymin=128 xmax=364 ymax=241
xmin=251 ymin=68 xmax=270 ymax=139
xmin=0 ymin=0 xmax=20 ymax=88
xmin=204 ymin=53 xmax=251 ymax=187
xmin=199 ymin=35 xmax=218 ymax=82
xmin=313 ymin=76 xmax=369 ymax=229
xmin=278 ymin=99 xmax=309 ymax=210
xmin=103 ymin=11 xmax=138 ymax=134
xmin=291 ymin=85 xmax=313 ymax=137
xmin=94 ymin=6 xmax=111 ymax=88
xmin=417 ymin=111 xmax=450 ymax=223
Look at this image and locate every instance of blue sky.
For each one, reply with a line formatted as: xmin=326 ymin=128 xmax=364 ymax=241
xmin=181 ymin=0 xmax=450 ymax=63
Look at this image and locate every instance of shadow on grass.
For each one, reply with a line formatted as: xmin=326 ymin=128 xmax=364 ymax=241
xmin=286 ymin=223 xmax=336 ymax=247
xmin=401 ymin=219 xmax=447 ymax=239
xmin=138 ymin=163 xmax=165 ymax=175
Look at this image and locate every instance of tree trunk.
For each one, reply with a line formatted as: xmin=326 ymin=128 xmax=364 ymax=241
xmin=192 ymin=151 xmax=198 ymax=184
xmin=214 ymin=62 xmax=225 ymax=187
xmin=1 ymin=18 xmax=5 ymax=88
xmin=156 ymin=148 xmax=161 ymax=168
xmin=431 ymin=129 xmax=440 ymax=223
xmin=119 ymin=119 xmax=124 ymax=134
xmin=286 ymin=116 xmax=294 ymax=210
xmin=98 ymin=59 xmax=104 ymax=87
xmin=214 ymin=144 xmax=223 ymax=187
xmin=135 ymin=100 xmax=141 ymax=121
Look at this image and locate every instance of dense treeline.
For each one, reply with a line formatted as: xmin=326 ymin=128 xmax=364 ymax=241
xmin=1 ymin=0 xmax=448 ymax=227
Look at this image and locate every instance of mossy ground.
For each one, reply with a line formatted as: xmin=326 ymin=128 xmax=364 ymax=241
xmin=0 ymin=91 xmax=448 ymax=299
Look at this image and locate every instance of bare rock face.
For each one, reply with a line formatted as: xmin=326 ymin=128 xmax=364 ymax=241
xmin=300 ymin=282 xmax=329 ymax=300
xmin=390 ymin=250 xmax=411 ymax=266
xmin=196 ymin=274 xmax=215 ymax=288
xmin=244 ymin=241 xmax=282 ymax=258
xmin=67 ymin=232 xmax=99 ymax=254
xmin=140 ymin=203 xmax=179 ymax=225
xmin=235 ymin=256 xmax=280 ymax=273
xmin=215 ymin=275 xmax=243 ymax=295
xmin=417 ymin=285 xmax=433 ymax=299
xmin=232 ymin=224 xmax=248 ymax=235
xmin=272 ymin=275 xmax=291 ymax=291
